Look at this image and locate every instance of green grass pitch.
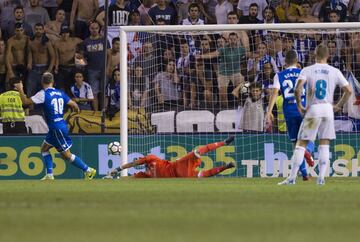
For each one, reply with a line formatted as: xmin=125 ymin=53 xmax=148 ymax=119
xmin=0 ymin=178 xmax=359 ymax=242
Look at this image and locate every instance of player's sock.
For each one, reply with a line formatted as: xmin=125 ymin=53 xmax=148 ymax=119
xmin=197 ymin=142 xmax=225 ymax=155
xmin=299 ymin=161 xmax=308 ymax=178
xmin=289 ymin=146 xmax=306 ymax=180
xmin=198 ymin=165 xmax=228 ymax=177
xmin=42 ymin=152 xmax=53 ymax=174
xmin=304 ymin=142 xmax=315 ymax=167
xmin=318 ymin=145 xmax=330 ymax=180
xmin=69 ymin=154 xmax=89 ymax=172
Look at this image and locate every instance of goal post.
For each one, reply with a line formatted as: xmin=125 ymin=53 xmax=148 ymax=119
xmin=118 ymin=22 xmax=360 ymax=177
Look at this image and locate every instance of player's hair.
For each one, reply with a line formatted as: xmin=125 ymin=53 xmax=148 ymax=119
xmin=315 ymin=44 xmax=329 ymax=60
xmin=249 ymin=3 xmax=259 ymax=9
xmin=14 ymin=5 xmax=24 ymax=12
xmin=42 ymin=72 xmax=54 ymax=84
xmin=112 ymin=37 xmax=120 ymax=44
xmin=285 ymin=50 xmax=298 ymax=65
xmin=188 ymin=2 xmax=199 ymax=12
xmin=249 ymin=82 xmax=262 ymax=90
xmin=9 ymin=77 xmax=20 ymax=89
xmin=35 ymin=22 xmax=44 ymax=28
xmin=227 ymin=11 xmax=239 ymax=18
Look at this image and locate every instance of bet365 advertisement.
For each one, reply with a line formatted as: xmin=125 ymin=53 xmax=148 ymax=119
xmin=0 ymin=134 xmax=359 ymax=179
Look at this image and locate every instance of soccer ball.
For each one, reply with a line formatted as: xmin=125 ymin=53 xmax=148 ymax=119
xmin=108 ymin=141 xmax=122 ymax=155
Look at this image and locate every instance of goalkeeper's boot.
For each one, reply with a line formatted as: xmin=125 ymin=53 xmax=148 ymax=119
xmin=225 ymin=162 xmax=235 ymax=169
xmin=316 ymin=177 xmax=325 ymax=185
xmin=84 ymin=167 xmax=97 ymax=180
xmin=224 ymin=136 xmax=235 ymax=145
xmin=277 ymin=178 xmax=295 ymax=185
xmin=41 ymin=174 xmax=54 ymax=180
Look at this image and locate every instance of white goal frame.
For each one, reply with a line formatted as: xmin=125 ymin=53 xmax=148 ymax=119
xmin=118 ymin=22 xmax=359 ymax=176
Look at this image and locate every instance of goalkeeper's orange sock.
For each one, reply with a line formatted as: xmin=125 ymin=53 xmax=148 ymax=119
xmin=199 ymin=165 xmax=228 ymax=177
xmin=196 ymin=142 xmax=225 ymax=155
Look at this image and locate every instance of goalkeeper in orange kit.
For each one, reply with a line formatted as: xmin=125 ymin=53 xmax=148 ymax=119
xmin=105 ymin=136 xmax=235 ymax=178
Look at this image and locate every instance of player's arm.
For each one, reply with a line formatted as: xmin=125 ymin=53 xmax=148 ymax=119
xmin=266 ymin=73 xmax=281 ymax=122
xmin=294 ymin=78 xmax=306 ymax=115
xmin=334 ymin=84 xmax=352 ymax=112
xmin=67 ymin=99 xmax=80 ymax=113
xmin=109 ymin=155 xmax=159 ymax=175
xmin=14 ymin=82 xmax=34 ymax=106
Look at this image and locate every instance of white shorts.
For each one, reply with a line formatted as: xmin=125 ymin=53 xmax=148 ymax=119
xmin=297 ymin=117 xmax=336 ymax=141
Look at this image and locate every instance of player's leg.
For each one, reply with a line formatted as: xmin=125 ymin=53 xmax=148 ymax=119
xmin=195 ymin=136 xmax=235 ymax=157
xmin=60 ymin=149 xmax=96 ymax=180
xmin=279 ymin=118 xmax=320 ymax=185
xmin=304 ymin=141 xmax=315 ymax=167
xmin=40 ymin=140 xmax=55 ymax=180
xmin=316 ymin=117 xmax=335 ymax=185
xmin=198 ymin=162 xmax=235 ymax=177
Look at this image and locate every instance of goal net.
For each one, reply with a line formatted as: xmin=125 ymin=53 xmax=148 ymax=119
xmin=118 ymin=23 xmax=360 ymax=178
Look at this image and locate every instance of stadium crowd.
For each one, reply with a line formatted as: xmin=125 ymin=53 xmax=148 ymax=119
xmin=0 ymin=0 xmax=359 ymax=134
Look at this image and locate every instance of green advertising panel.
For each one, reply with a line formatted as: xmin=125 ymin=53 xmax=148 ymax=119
xmin=0 ymin=134 xmax=359 ymax=179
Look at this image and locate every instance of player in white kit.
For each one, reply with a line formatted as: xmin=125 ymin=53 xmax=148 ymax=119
xmin=278 ymin=44 xmax=352 ymax=185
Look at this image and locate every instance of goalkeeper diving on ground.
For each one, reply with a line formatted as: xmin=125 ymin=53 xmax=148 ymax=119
xmin=104 ymin=136 xmax=235 ymax=178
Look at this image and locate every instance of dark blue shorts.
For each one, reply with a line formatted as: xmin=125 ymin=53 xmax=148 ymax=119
xmin=44 ymin=127 xmax=72 ymax=152
xmin=285 ymin=116 xmax=303 ymax=142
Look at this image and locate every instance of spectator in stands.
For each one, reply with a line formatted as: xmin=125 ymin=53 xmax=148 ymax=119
xmin=24 ymin=0 xmax=50 ymax=30
xmin=107 ymin=37 xmax=120 ymax=77
xmin=348 ymin=32 xmax=360 ymax=79
xmin=42 ymin=0 xmax=58 ymax=20
xmin=258 ymin=6 xmax=280 ymax=52
xmin=215 ymin=0 xmax=234 ymax=24
xmin=97 ymin=0 xmax=131 ymax=27
xmin=106 ymin=68 xmax=120 ymax=119
xmin=0 ymin=40 xmax=6 ymax=93
xmin=349 ymin=0 xmax=360 ymax=21
xmin=128 ymin=9 xmax=141 ymax=25
xmin=45 ymin=8 xmax=66 ymax=43
xmin=177 ymin=40 xmax=196 ymax=108
xmin=3 ymin=5 xmax=33 ymax=40
xmin=181 ymin=2 xmax=205 ymax=25
xmin=54 ymin=24 xmax=82 ymax=92
xmin=198 ymin=32 xmax=246 ymax=108
xmin=6 ymin=23 xmax=29 ymax=83
xmin=328 ymin=9 xmax=342 ymax=22
xmin=202 ymin=0 xmax=218 ymax=23
xmin=195 ymin=37 xmax=217 ymax=108
xmin=311 ymin=0 xmax=325 ymax=18
xmin=239 ymin=3 xmax=262 ymax=51
xmin=154 ymin=60 xmax=181 ymax=111
xmin=275 ymin=0 xmax=303 ymax=22
xmin=148 ymin=0 xmax=177 ymax=25
xmin=0 ymin=0 xmax=29 ymax=27
xmin=328 ymin=40 xmax=347 ymax=75
xmin=255 ymin=62 xmax=275 ymax=92
xmin=0 ymin=77 xmax=27 ymax=134
xmin=70 ymin=70 xmax=95 ymax=110
xmin=129 ymin=66 xmax=149 ymax=109
xmin=238 ymin=82 xmax=266 ymax=132
xmin=138 ymin=0 xmax=155 ymax=25
xmin=70 ymin=0 xmax=99 ymax=39
xmin=82 ymin=21 xmax=106 ymax=111
xmin=294 ymin=33 xmax=316 ymax=67
xmin=276 ymin=37 xmax=296 ymax=70
xmin=133 ymin=41 xmax=158 ymax=82
xmin=297 ymin=0 xmax=319 ymax=22
xmin=248 ymin=42 xmax=278 ymax=81
xmin=237 ymin=0 xmax=268 ymax=21
xmin=57 ymin=0 xmax=74 ymax=23
xmin=262 ymin=6 xmax=278 ymax=23
xmin=27 ymin=23 xmax=55 ymax=96
xmin=319 ymin=0 xmax=347 ymax=22
xmin=239 ymin=2 xmax=262 ymax=23
xmin=223 ymin=11 xmax=250 ymax=52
